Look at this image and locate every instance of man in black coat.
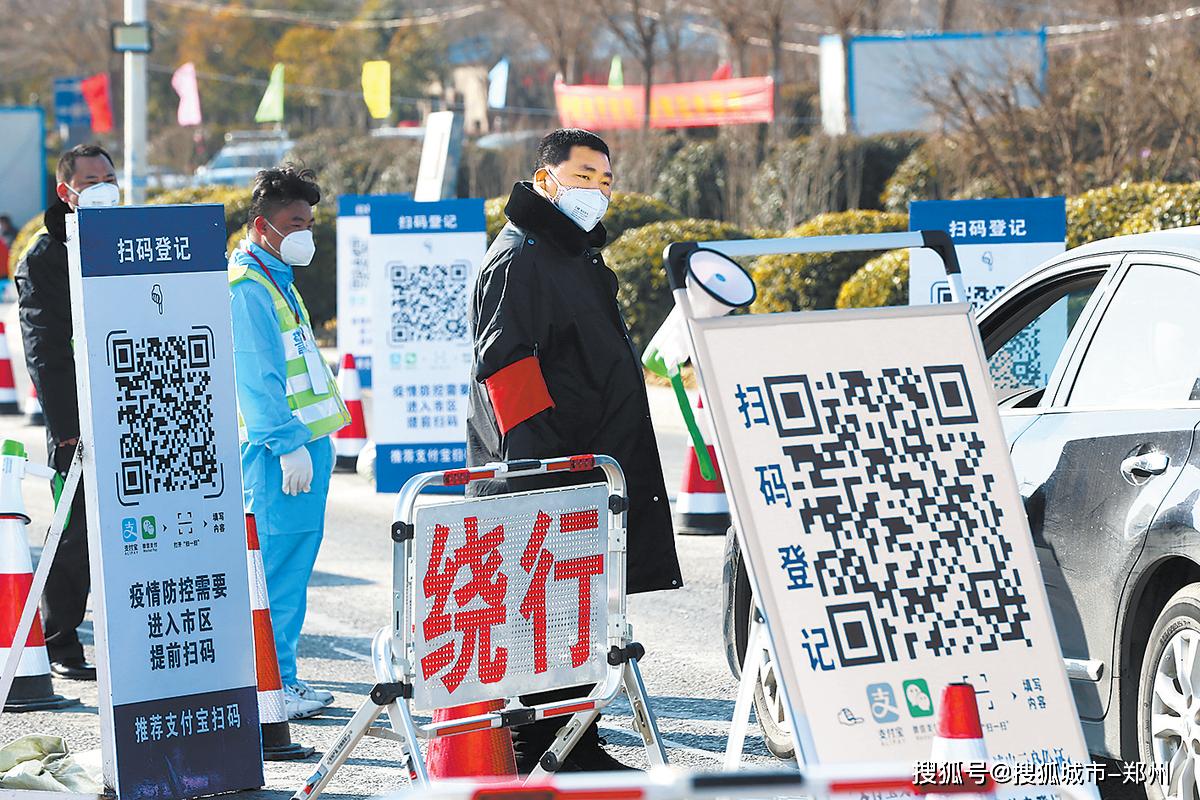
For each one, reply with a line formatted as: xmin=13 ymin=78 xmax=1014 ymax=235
xmin=13 ymin=144 xmax=120 ymax=681
xmin=467 ymin=129 xmax=682 ymax=771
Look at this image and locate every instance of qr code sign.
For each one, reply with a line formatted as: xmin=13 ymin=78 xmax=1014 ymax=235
xmin=109 ymin=327 xmax=223 ymax=504
xmin=737 ymin=365 xmax=1031 ymax=672
xmin=389 ymin=261 xmax=470 ymax=344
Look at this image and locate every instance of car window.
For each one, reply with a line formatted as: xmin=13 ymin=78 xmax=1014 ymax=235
xmin=1069 ymin=264 xmax=1200 ymax=408
xmin=987 ymin=281 xmax=1098 ymax=399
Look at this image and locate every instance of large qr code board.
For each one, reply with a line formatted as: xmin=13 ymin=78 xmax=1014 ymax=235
xmin=109 ymin=327 xmax=223 ymax=504
xmin=388 ymin=261 xmax=470 ymax=344
xmin=751 ymin=366 xmax=1031 ymax=667
xmin=694 ymin=304 xmax=1088 ymax=778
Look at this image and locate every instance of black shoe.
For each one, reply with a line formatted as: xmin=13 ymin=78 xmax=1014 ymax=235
xmin=50 ymin=659 xmax=97 ymax=681
xmin=562 ymin=733 xmax=638 ymax=772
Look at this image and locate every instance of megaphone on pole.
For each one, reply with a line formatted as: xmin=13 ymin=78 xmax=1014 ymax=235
xmin=642 ymin=248 xmax=755 ymax=480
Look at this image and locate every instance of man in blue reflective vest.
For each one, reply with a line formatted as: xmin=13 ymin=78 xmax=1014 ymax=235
xmin=229 ymin=166 xmax=349 ymax=720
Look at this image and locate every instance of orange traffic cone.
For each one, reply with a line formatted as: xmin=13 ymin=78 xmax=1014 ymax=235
xmin=0 ymin=440 xmax=75 ymax=711
xmin=246 ymin=513 xmax=314 ymax=760
xmin=0 ymin=323 xmax=19 ymax=415
xmin=930 ymin=682 xmax=994 ymax=799
xmin=427 ymin=700 xmax=516 ymax=778
xmin=25 ymin=383 xmax=42 ymax=427
xmin=333 ymin=354 xmax=367 ymax=472
xmin=675 ymin=395 xmax=730 ymax=535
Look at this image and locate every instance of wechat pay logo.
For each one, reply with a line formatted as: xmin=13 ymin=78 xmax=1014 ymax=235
xmin=903 ymin=679 xmax=934 ymax=718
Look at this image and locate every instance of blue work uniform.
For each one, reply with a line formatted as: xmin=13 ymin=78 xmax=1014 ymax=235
xmin=230 ymin=241 xmax=334 ymax=686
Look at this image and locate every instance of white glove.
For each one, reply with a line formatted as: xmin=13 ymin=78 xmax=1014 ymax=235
xmin=280 ymin=446 xmax=313 ymax=496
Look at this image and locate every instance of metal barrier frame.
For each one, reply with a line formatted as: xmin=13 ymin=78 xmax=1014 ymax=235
xmin=294 ymin=454 xmax=668 ymax=800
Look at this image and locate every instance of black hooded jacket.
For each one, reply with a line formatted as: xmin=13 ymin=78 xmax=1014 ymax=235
xmin=466 ymin=181 xmax=683 ymax=594
xmin=14 ymin=199 xmax=80 ymax=446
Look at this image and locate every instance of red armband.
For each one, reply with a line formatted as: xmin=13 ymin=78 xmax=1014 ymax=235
xmin=484 ymin=355 xmax=554 ymax=435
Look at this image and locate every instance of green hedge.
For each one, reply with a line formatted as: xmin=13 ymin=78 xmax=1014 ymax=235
xmin=1114 ymin=182 xmax=1200 ymax=236
xmin=485 ymin=191 xmax=682 ymax=246
xmin=606 ymin=218 xmax=750 ymax=351
xmin=1066 ymin=181 xmax=1185 ymax=247
xmin=836 ymin=249 xmax=909 ymax=309
xmin=751 ymin=210 xmax=908 ymax=313
xmin=653 ymin=142 xmax=727 ymax=220
xmin=881 ymin=146 xmax=940 ymax=214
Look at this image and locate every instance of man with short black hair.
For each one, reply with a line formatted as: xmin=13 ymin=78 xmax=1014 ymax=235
xmin=230 ymin=165 xmax=349 ymax=719
xmin=467 ymin=129 xmax=682 ymax=771
xmin=14 ymin=143 xmax=122 ymax=681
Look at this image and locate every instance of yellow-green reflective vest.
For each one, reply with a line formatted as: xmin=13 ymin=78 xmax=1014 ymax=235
xmin=229 ymin=260 xmax=350 ymax=443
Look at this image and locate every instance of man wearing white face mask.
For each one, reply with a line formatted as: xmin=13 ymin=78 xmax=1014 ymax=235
xmin=467 ymin=129 xmax=681 ymax=772
xmin=14 ymin=144 xmax=121 ymax=682
xmin=229 ymin=165 xmax=350 ymax=720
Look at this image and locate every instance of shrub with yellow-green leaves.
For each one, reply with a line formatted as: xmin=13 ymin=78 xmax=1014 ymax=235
xmin=1066 ymin=181 xmax=1188 ymax=247
xmin=1113 ymin=182 xmax=1200 ymax=236
xmin=751 ymin=210 xmax=908 ymax=313
xmin=836 ymin=249 xmax=909 ymax=309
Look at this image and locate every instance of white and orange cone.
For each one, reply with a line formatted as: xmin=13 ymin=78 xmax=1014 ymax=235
xmin=930 ymin=682 xmax=994 ymax=800
xmin=25 ymin=383 xmax=42 ymax=427
xmin=0 ymin=440 xmax=75 ymax=711
xmin=332 ymin=354 xmax=367 ymax=472
xmin=675 ymin=395 xmax=730 ymax=535
xmin=246 ymin=512 xmax=314 ymax=760
xmin=0 ymin=323 xmax=19 ymax=416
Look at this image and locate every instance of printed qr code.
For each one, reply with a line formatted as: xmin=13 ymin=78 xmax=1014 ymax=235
xmin=389 ymin=262 xmax=470 ymax=345
xmin=988 ymin=328 xmax=1044 ymax=390
xmin=750 ymin=365 xmax=1031 ymax=669
xmin=109 ymin=327 xmax=223 ymax=504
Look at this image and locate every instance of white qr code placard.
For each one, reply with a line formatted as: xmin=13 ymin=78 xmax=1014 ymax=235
xmin=369 ymin=198 xmax=486 ymax=493
xmin=692 ymin=303 xmax=1090 ymax=794
xmin=68 ymin=204 xmax=261 ymax=798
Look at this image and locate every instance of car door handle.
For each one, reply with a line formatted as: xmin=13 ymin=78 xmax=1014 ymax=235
xmin=1121 ymin=452 xmax=1170 ymax=483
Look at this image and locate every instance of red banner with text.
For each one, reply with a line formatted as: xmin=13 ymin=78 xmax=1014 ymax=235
xmin=555 ymin=76 xmax=774 ymax=130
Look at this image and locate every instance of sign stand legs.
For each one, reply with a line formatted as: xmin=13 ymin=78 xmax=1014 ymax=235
xmin=293 ymin=628 xmax=424 ymax=800
xmin=297 ymin=634 xmax=670 ymax=798
xmin=527 ymin=655 xmax=668 ymax=778
xmin=0 ymin=447 xmax=84 ymax=715
xmin=724 ymin=607 xmax=792 ymax=770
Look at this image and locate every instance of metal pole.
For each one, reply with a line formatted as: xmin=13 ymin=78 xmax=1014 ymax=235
xmin=123 ymin=0 xmax=148 ymax=204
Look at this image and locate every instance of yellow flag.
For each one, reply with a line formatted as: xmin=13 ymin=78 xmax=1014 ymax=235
xmin=361 ymin=60 xmax=391 ymax=120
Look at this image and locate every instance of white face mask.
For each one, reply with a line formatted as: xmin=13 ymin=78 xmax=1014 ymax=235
xmin=266 ymin=219 xmax=316 ymax=267
xmin=71 ymin=181 xmax=121 ymax=209
xmin=546 ymin=169 xmax=609 ymax=232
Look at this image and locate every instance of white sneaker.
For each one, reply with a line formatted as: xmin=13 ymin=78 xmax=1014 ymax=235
xmin=284 ymin=684 xmax=326 ymax=720
xmin=289 ymin=679 xmax=334 ymax=707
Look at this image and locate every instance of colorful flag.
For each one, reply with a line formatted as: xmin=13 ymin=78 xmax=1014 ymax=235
xmin=255 ymin=63 xmax=285 ymax=124
xmin=711 ymin=62 xmax=733 ymax=80
xmin=361 ymin=60 xmax=391 ymax=120
xmin=80 ymin=73 xmax=113 ymax=133
xmin=487 ymin=58 xmax=509 ymax=109
xmin=608 ymin=55 xmax=623 ymax=89
xmin=171 ymin=62 xmax=203 ymax=127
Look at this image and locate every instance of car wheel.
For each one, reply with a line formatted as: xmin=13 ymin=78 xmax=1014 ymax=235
xmin=1138 ymin=583 xmax=1200 ymax=800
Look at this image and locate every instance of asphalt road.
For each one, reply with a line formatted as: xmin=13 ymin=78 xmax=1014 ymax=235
xmin=2 ymin=381 xmax=779 ymax=798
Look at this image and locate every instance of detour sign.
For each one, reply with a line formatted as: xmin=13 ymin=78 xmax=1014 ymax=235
xmin=411 ymin=483 xmax=611 ymax=710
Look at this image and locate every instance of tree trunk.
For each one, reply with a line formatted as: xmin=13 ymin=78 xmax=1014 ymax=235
xmin=641 ymin=48 xmax=655 ymax=129
xmin=769 ymin=23 xmax=784 ymax=137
